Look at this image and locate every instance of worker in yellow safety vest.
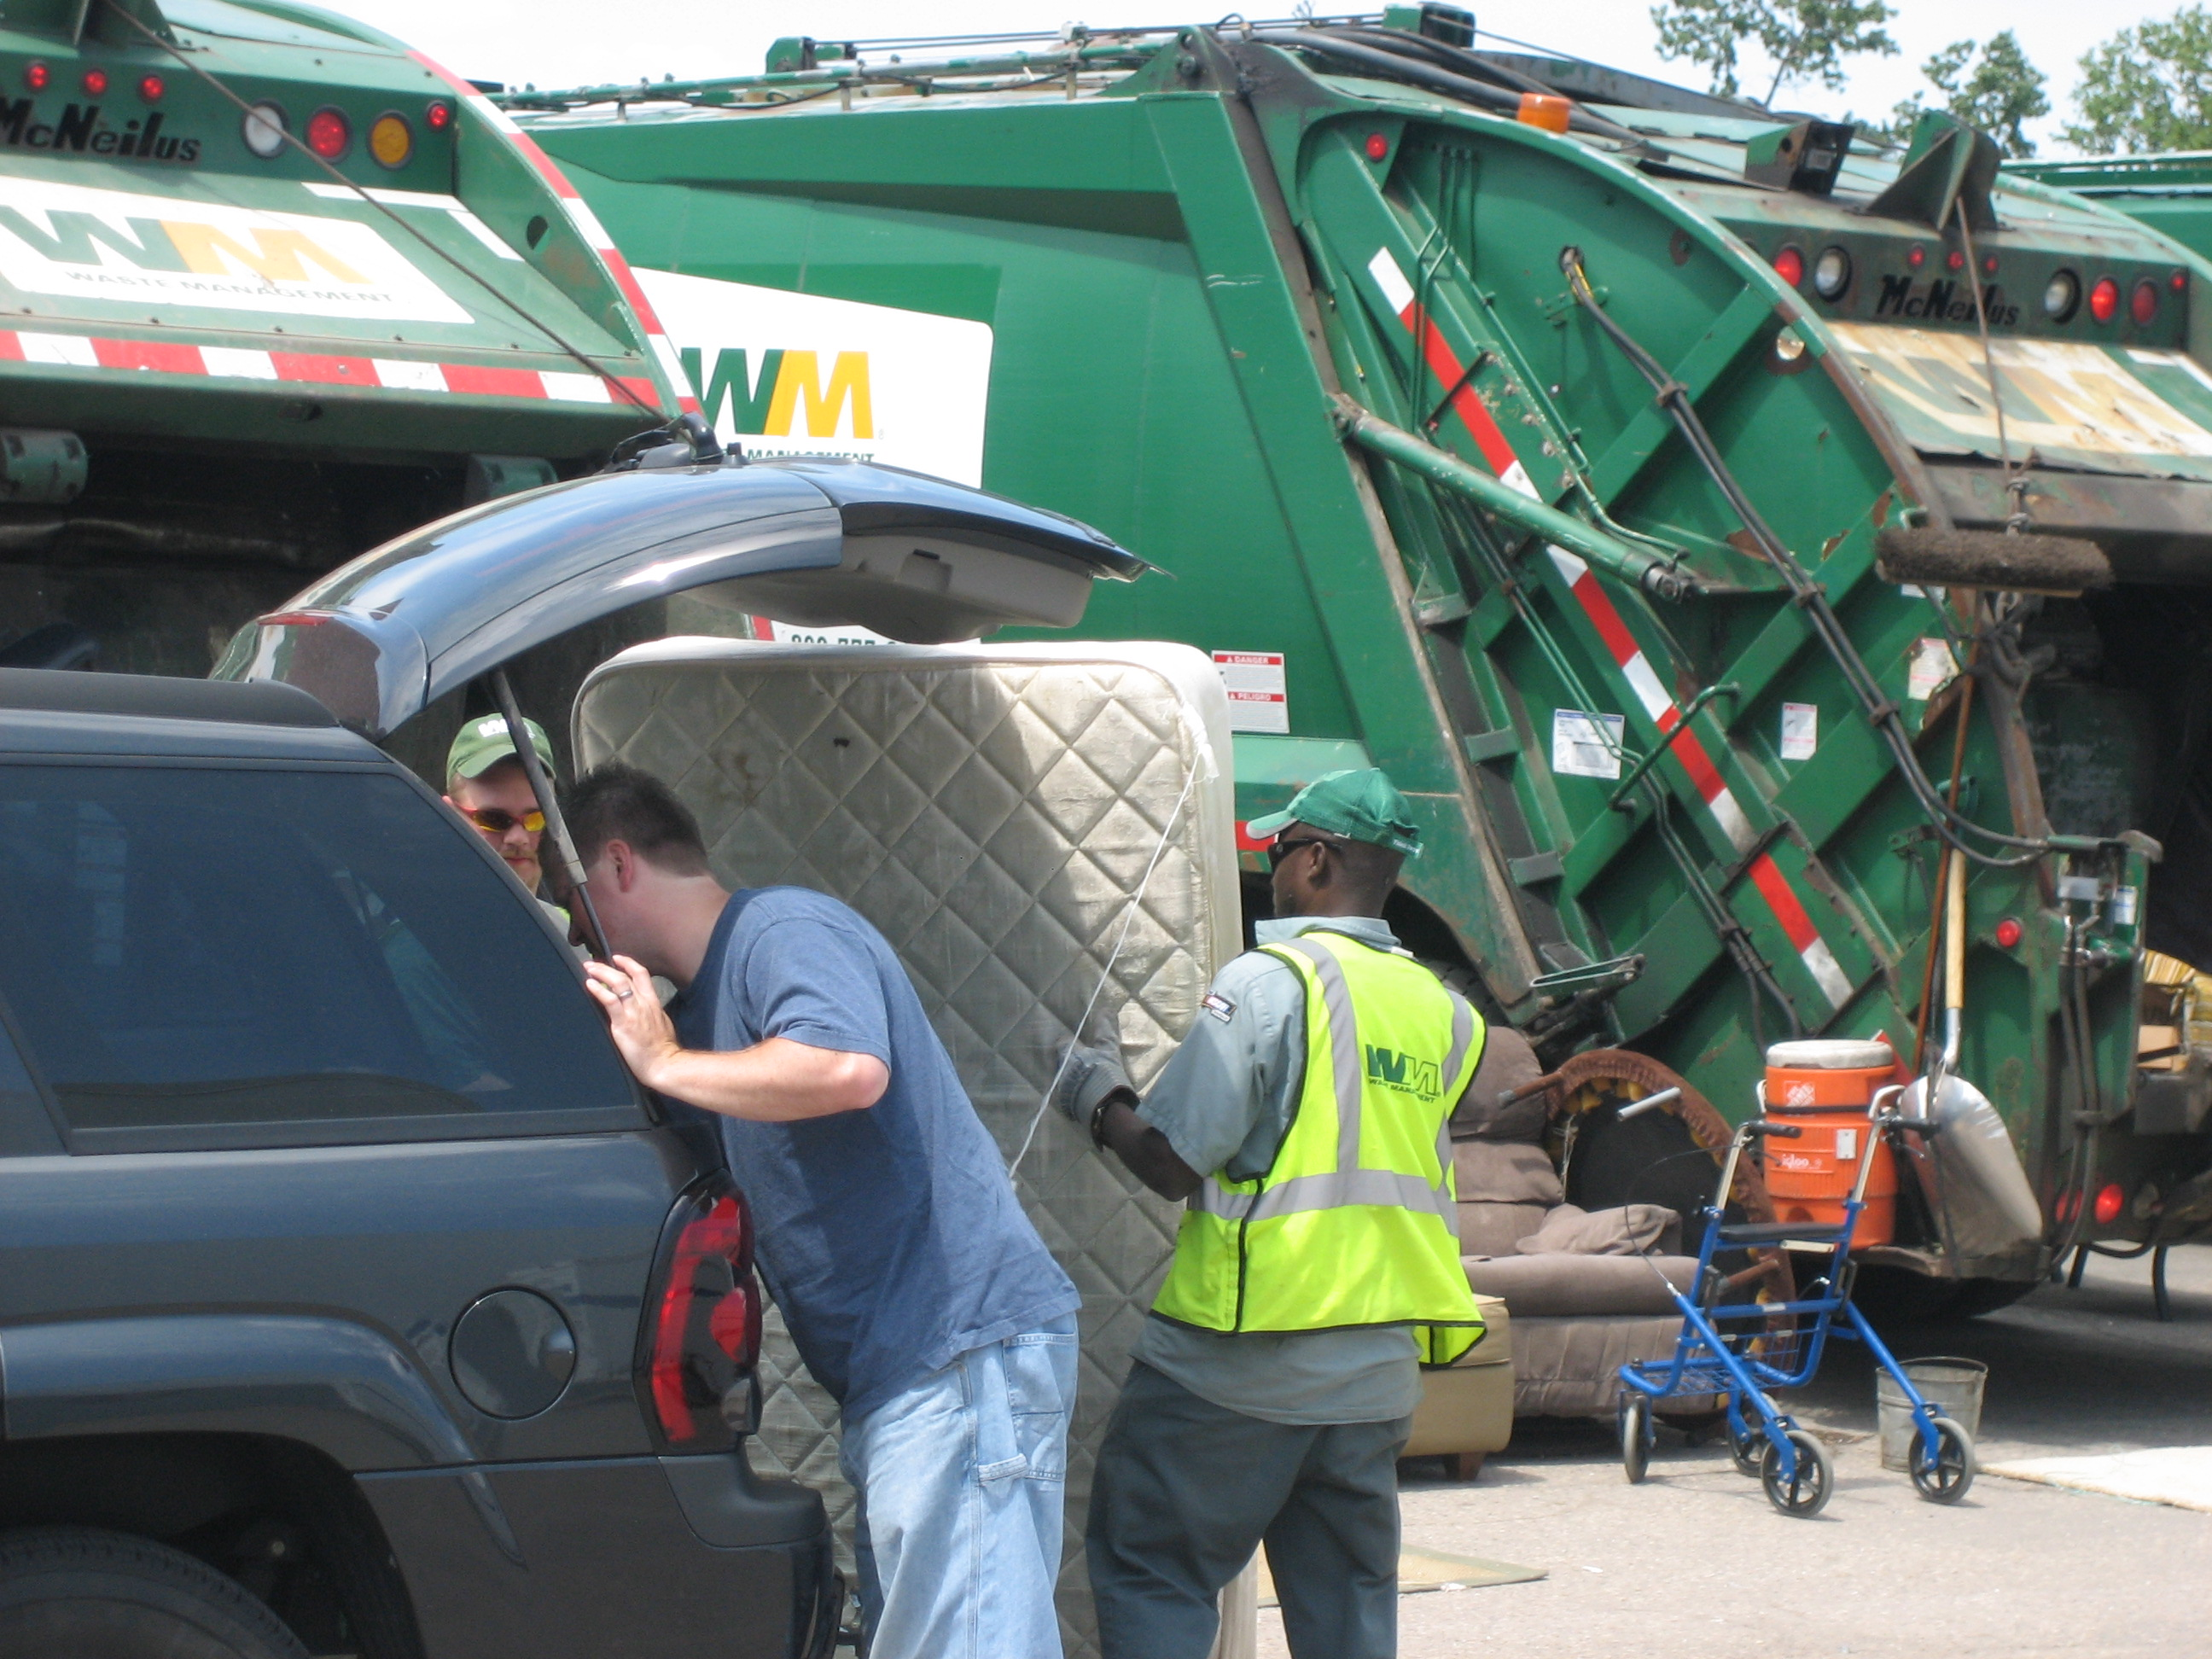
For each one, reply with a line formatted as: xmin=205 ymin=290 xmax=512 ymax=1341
xmin=1050 ymin=767 xmax=1486 ymax=1659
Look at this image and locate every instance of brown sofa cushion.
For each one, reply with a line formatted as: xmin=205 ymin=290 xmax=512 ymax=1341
xmin=1460 ymin=1252 xmax=1702 ymax=1318
xmin=1457 ymin=1200 xmax=1552 ymax=1258
xmin=1452 ymin=1139 xmax=1563 ymax=1207
xmin=1516 ymin=1202 xmax=1682 ymax=1257
xmin=1451 ymin=1027 xmax=1548 ymax=1143
xmin=1510 ymin=1313 xmax=1711 ymax=1417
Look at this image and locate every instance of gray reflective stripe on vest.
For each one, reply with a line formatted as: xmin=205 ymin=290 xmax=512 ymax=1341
xmin=1436 ymin=992 xmax=1476 ymax=1243
xmin=1194 ymin=1167 xmax=1458 ymax=1225
xmin=1268 ymin=936 xmax=1365 ymax=1169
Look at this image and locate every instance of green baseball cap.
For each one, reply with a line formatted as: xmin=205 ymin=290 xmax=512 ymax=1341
xmin=446 ymin=713 xmax=556 ymax=784
xmin=1246 ymin=768 xmax=1422 ymax=857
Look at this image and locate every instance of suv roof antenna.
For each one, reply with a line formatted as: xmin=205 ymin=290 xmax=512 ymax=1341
xmin=490 ymin=667 xmax=613 ymax=962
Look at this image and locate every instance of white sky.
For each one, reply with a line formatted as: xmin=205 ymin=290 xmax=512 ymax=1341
xmin=340 ymin=0 xmax=2186 ymax=156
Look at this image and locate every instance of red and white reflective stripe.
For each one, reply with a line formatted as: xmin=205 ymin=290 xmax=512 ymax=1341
xmin=410 ymin=52 xmax=690 ymax=416
xmin=1543 ymin=549 xmax=1849 ymax=1009
xmin=1545 ymin=547 xmax=1755 ymax=853
xmin=0 ymin=329 xmax=658 ymax=403
xmin=1366 ymin=247 xmax=1535 ymax=496
xmin=1748 ymin=854 xmax=1854 ymax=1010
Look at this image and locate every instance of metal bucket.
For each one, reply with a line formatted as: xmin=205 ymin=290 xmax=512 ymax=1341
xmin=1877 ymin=1357 xmax=1988 ymax=1470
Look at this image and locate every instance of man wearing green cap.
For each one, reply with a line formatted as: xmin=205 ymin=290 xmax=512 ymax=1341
xmin=1053 ymin=769 xmax=1486 ymax=1659
xmin=444 ymin=713 xmax=561 ymax=902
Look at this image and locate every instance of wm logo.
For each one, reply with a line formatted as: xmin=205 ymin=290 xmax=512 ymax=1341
xmin=1364 ymin=1045 xmax=1441 ymax=1097
xmin=678 ymin=346 xmax=874 ymax=439
xmin=0 ymin=209 xmax=368 ymax=283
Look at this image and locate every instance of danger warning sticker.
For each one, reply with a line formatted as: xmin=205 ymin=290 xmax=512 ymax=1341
xmin=1214 ymin=650 xmax=1288 ymax=734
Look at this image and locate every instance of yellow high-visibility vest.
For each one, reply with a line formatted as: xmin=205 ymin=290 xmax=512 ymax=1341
xmin=1153 ymin=930 xmax=1487 ymax=1365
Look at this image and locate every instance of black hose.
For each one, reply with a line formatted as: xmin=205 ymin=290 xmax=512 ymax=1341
xmin=1558 ymin=247 xmax=2050 ymax=870
xmin=1247 ymin=30 xmax=1657 ymax=152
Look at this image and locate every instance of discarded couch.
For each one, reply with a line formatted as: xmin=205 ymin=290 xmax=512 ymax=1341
xmin=1450 ymin=1041 xmax=1790 ymax=1418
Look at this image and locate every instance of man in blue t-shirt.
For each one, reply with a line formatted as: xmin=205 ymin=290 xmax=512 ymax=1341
xmin=568 ymin=762 xmax=1080 ymax=1659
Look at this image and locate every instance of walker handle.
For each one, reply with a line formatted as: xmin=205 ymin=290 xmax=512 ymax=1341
xmin=1615 ymin=1086 xmax=1682 ymax=1121
xmin=1878 ymin=1113 xmax=1944 ymax=1137
xmin=1743 ymin=1120 xmax=1803 ymax=1138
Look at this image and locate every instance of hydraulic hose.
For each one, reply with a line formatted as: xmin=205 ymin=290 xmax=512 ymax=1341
xmin=1248 ymin=30 xmax=1656 ymax=151
xmin=1558 ymin=247 xmax=2061 ymax=870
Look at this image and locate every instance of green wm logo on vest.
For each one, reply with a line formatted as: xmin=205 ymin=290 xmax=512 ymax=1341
xmin=1363 ymin=1045 xmax=1441 ymax=1099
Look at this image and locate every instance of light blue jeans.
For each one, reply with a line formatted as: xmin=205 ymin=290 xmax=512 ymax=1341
xmin=839 ymin=1315 xmax=1080 ymax=1659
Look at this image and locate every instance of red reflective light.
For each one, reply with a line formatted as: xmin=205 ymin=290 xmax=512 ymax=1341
xmin=1773 ymin=246 xmax=1805 ymax=288
xmin=1994 ymin=917 xmax=2023 ymax=949
xmin=2132 ymin=279 xmax=2160 ymax=325
xmin=137 ymin=73 xmax=163 ymax=102
xmin=2093 ymin=1183 xmax=2126 ymax=1226
xmin=81 ymin=67 xmax=108 ymax=97
xmin=23 ymin=61 xmax=49 ymax=91
xmin=2055 ymin=1189 xmax=2081 ymax=1223
xmin=425 ymin=97 xmax=452 ymax=131
xmin=1946 ymin=247 xmax=1965 ymax=272
xmin=2090 ymin=277 xmax=2120 ymax=323
xmin=306 ymin=106 xmax=350 ymax=160
xmin=1906 ymin=244 xmax=1926 ymax=270
xmin=1982 ymin=253 xmax=1998 ymax=276
xmin=1365 ymin=131 xmax=1389 ymax=161
xmin=643 ymin=1190 xmax=760 ymax=1448
xmin=2174 ymin=269 xmax=2190 ymax=292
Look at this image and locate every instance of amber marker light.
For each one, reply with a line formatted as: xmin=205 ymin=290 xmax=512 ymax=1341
xmin=370 ymin=112 xmax=412 ymax=169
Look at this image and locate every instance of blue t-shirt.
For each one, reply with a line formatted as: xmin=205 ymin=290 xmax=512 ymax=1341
xmin=671 ymin=886 xmax=1078 ymax=1420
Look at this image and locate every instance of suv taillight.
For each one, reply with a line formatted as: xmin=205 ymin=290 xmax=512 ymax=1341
xmin=636 ymin=1175 xmax=763 ymax=1451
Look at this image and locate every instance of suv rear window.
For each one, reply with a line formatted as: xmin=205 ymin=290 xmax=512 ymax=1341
xmin=0 ymin=763 xmax=643 ymax=1151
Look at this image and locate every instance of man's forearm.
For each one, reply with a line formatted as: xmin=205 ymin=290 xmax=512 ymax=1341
xmin=1097 ymin=1097 xmax=1203 ymax=1202
xmin=641 ymin=1036 xmax=889 ymax=1122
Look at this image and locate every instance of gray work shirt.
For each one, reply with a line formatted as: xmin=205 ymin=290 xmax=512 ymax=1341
xmin=1132 ymin=914 xmax=1420 ymax=1425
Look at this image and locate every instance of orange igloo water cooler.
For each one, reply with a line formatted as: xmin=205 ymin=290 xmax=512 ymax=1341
xmin=1761 ymin=1039 xmax=1901 ymax=1246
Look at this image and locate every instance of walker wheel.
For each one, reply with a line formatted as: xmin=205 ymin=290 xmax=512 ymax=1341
xmin=1619 ymin=1393 xmax=1651 ymax=1484
xmin=1728 ymin=1418 xmax=1767 ymax=1479
xmin=1910 ymin=1415 xmax=1976 ymax=1505
xmin=1760 ymin=1429 xmax=1833 ymax=1517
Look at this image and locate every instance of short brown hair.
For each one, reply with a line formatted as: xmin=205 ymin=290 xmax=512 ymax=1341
xmin=567 ymin=762 xmax=711 ymax=876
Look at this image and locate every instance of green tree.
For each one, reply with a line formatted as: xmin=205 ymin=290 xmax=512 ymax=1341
xmin=1887 ymin=32 xmax=2050 ymax=157
xmin=1650 ymin=0 xmax=1897 ymax=103
xmin=2067 ymin=5 xmax=2212 ymax=153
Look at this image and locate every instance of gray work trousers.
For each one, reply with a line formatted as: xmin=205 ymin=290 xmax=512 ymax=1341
xmin=1086 ymin=1360 xmax=1410 ymax=1659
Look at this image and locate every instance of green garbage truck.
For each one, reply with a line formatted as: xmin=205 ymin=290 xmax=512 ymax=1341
xmin=509 ymin=13 xmax=2212 ymax=1299
xmin=0 ymin=0 xmax=683 ymax=678
xmin=2010 ymin=152 xmax=2212 ymax=266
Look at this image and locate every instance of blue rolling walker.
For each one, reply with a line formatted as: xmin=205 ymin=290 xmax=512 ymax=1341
xmin=1612 ymin=1086 xmax=1977 ymax=1516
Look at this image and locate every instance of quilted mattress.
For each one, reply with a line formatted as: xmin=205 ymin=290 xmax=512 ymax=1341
xmin=573 ymin=637 xmax=1239 ymax=1656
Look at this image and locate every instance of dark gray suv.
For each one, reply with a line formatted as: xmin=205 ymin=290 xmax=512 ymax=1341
xmin=0 ymin=667 xmax=830 ymax=1659
xmin=0 ymin=449 xmax=1143 ymax=1659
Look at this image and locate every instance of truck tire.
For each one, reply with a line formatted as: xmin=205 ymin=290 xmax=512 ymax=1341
xmin=0 ymin=1527 xmax=309 ymax=1659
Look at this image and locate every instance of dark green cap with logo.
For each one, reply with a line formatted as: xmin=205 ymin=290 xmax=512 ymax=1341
xmin=1246 ymin=768 xmax=1422 ymax=857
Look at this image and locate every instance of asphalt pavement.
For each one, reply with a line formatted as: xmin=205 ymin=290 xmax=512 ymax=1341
xmin=1254 ymin=1246 xmax=2212 ymax=1658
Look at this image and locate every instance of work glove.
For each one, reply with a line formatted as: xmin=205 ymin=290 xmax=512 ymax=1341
xmin=1048 ymin=1042 xmax=1136 ymax=1147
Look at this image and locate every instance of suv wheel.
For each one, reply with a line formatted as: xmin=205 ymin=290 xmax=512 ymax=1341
xmin=0 ymin=1527 xmax=308 ymax=1659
